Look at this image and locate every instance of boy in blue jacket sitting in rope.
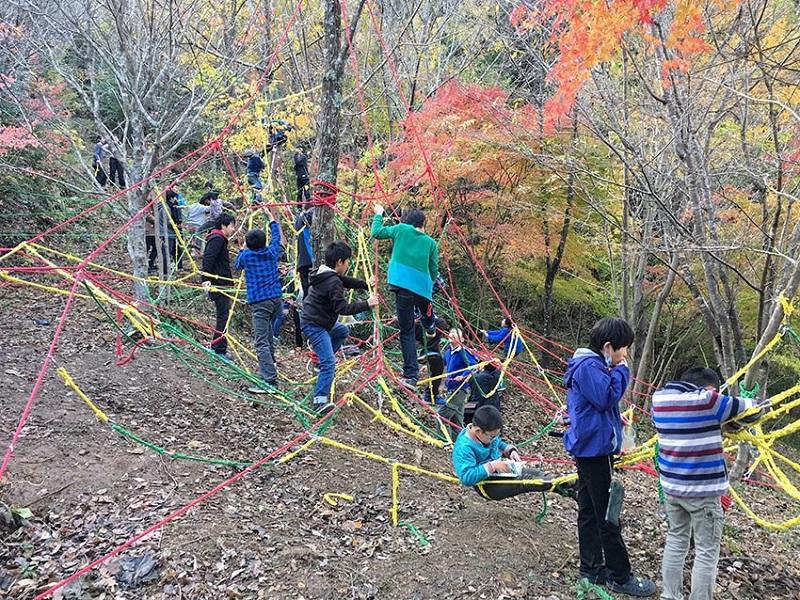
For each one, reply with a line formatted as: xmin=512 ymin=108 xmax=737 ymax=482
xmin=452 ymin=406 xmax=558 ymax=500
xmin=563 ymin=317 xmax=655 ymax=597
xmin=480 ymin=316 xmax=523 ymax=358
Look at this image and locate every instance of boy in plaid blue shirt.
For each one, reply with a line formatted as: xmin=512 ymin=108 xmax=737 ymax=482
xmin=235 ymin=207 xmax=283 ymax=393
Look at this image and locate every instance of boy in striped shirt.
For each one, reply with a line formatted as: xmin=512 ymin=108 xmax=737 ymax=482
xmin=651 ymin=367 xmax=763 ymax=600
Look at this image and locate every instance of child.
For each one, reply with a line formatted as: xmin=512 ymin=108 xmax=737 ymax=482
xmin=371 ymin=204 xmax=438 ymax=389
xmin=652 ymin=367 xmax=763 ymax=600
xmin=468 ymin=361 xmax=503 ymax=417
xmin=201 ymin=214 xmax=237 ymax=358
xmin=300 ymin=241 xmax=378 ymax=414
xmin=452 ymin=405 xmax=556 ymax=499
xmin=234 ymin=208 xmax=283 ymax=393
xmin=563 ymin=317 xmax=655 ymax=597
xmin=480 ymin=316 xmax=523 ymax=358
xmin=438 ymin=328 xmax=477 ymax=439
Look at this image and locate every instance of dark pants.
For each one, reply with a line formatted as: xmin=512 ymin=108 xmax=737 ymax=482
xmin=575 ymin=456 xmax=631 ymax=584
xmin=395 ymin=289 xmax=434 ymax=380
xmin=298 ymin=265 xmax=311 ymax=299
xmin=93 ymin=161 xmax=107 ymax=186
xmin=297 ymin=178 xmax=311 ymax=202
xmin=437 ymin=387 xmax=468 ymax=440
xmin=252 ymin=298 xmax=281 ymax=383
xmin=146 ymin=235 xmax=158 ymax=270
xmin=421 ymin=352 xmax=443 ymax=401
xmin=109 ymin=157 xmax=125 ymax=187
xmin=476 ymin=468 xmax=554 ymax=500
xmin=209 ymin=291 xmax=231 ymax=355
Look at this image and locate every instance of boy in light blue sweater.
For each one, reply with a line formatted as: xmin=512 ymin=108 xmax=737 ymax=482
xmin=452 ymin=406 xmax=557 ymax=500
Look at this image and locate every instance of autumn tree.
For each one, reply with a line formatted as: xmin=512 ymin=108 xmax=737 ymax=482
xmin=7 ymin=0 xmax=261 ymax=299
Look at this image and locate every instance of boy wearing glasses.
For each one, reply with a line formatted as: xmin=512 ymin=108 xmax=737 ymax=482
xmin=452 ymin=406 xmax=559 ymax=500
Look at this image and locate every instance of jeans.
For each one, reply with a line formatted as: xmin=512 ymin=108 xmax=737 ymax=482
xmin=301 ymin=320 xmax=349 ymax=401
xmin=661 ymin=495 xmax=723 ymax=600
xmin=395 ymin=289 xmax=435 ymax=380
xmin=575 ymin=456 xmax=632 ymax=584
xmin=272 ymin=300 xmax=285 ymax=336
xmin=209 ymin=291 xmax=231 ymax=355
xmin=252 ymin=298 xmax=281 ymax=383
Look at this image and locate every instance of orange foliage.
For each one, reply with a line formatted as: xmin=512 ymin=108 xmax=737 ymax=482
xmin=509 ymin=0 xmax=733 ymax=126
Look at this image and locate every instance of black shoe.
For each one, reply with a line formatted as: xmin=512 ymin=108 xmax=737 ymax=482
xmin=397 ymin=378 xmax=417 ymax=391
xmin=607 ymin=575 xmax=656 ymax=597
xmin=314 ymin=402 xmax=336 ymax=416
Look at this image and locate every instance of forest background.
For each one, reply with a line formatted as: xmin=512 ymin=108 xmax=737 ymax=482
xmin=2 ymin=0 xmax=800 ymax=402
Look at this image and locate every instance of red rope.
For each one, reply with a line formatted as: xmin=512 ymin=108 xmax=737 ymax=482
xmin=0 ymin=277 xmax=81 ymax=480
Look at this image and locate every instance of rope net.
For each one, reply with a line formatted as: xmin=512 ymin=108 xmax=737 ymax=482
xmin=2 ymin=0 xmax=800 ymax=597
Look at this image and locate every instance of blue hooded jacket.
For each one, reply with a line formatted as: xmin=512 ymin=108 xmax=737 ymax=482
xmin=485 ymin=326 xmax=523 ymax=357
xmin=562 ymin=348 xmax=629 ymax=458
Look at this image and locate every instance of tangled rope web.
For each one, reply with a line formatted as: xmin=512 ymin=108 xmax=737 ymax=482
xmin=3 ymin=0 xmax=800 ymax=597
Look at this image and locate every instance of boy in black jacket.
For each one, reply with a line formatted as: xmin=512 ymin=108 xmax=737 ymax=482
xmin=201 ymin=213 xmax=237 ymax=358
xmin=300 ymin=241 xmax=378 ymax=414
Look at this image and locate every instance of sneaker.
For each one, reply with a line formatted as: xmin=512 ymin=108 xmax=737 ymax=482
xmin=397 ymin=378 xmax=417 ymax=391
xmin=314 ymin=401 xmax=336 ymax=415
xmin=248 ymin=382 xmax=279 ymax=395
xmin=434 ymin=395 xmax=445 ymax=406
xmin=607 ymin=575 xmax=656 ymax=597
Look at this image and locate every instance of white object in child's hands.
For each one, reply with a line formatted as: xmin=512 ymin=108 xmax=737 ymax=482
xmin=504 ymin=460 xmax=526 ymax=477
xmin=620 ymin=424 xmax=637 ymax=452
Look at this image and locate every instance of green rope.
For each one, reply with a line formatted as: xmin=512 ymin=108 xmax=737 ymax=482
xmin=576 ymin=578 xmax=615 ymax=600
xmin=653 ymin=440 xmax=665 ymax=505
xmin=397 ymin=521 xmax=429 ymax=546
xmin=518 ymin=416 xmax=560 ymax=448
xmin=740 ymin=381 xmax=760 ymax=399
xmin=111 ymin=423 xmax=250 ymax=468
xmin=534 ymin=492 xmax=548 ymax=524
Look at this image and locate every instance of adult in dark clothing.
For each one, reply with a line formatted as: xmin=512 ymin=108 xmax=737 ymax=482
xmin=469 ymin=363 xmax=503 ymax=413
xmin=300 ymin=241 xmax=378 ymax=414
xmin=416 ymin=315 xmax=448 ymax=404
xmin=294 ymin=147 xmax=311 ymax=203
xmin=145 ymin=209 xmax=158 ymax=273
xmin=294 ymin=206 xmax=314 ymax=298
xmin=92 ymin=136 xmax=108 ymax=186
xmin=201 ymin=214 xmax=237 ymax=358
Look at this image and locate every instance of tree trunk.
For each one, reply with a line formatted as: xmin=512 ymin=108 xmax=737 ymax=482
xmin=310 ymin=0 xmax=367 ymax=267
xmin=635 ymin=253 xmax=679 ymax=405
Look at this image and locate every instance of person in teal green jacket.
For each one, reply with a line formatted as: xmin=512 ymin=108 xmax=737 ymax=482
xmin=371 ymin=203 xmax=439 ymax=388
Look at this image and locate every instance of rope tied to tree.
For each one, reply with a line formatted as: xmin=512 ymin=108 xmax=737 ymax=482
xmin=740 ymin=382 xmax=760 ymax=399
